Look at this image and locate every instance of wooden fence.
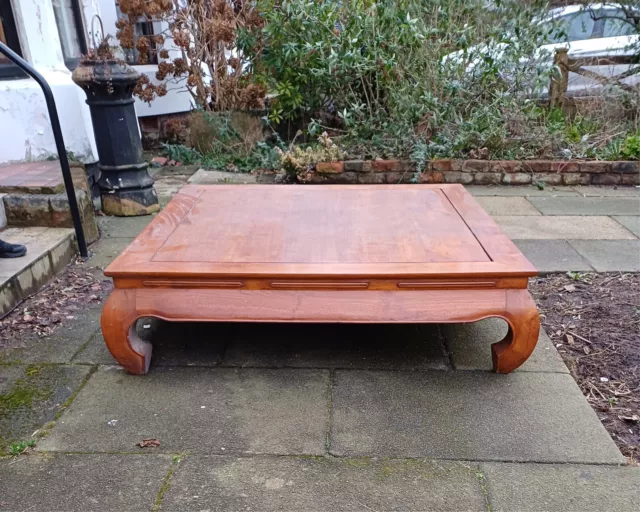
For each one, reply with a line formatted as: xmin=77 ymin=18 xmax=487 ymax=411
xmin=549 ymin=47 xmax=639 ymax=109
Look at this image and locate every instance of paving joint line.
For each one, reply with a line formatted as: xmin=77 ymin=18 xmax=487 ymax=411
xmin=523 ymin=197 xmax=543 ymax=216
xmin=152 ymin=454 xmax=184 ymax=512
xmin=69 ymin=331 xmax=100 ymax=363
xmin=437 ymin=324 xmax=456 ymax=370
xmin=325 ymin=369 xmax=335 ymax=454
xmin=474 ymin=466 xmax=493 ymax=512
xmin=49 ymin=365 xmax=98 ymax=424
xmin=610 ymin=215 xmax=640 ymax=240
xmin=30 ymin=450 xmax=632 ymax=467
xmin=0 ymin=361 xmax=572 ymax=375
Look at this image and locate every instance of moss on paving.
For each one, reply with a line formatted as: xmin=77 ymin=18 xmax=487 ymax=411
xmin=0 ymin=374 xmax=53 ymax=455
xmin=152 ymin=455 xmax=184 ymax=512
xmin=0 ymin=374 xmax=53 ymax=413
xmin=0 ymin=364 xmax=92 ymax=455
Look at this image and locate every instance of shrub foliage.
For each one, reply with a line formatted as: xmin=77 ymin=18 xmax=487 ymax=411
xmin=129 ymin=1 xmax=640 ymax=167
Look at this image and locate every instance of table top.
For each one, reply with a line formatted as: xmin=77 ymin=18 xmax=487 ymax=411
xmin=105 ymin=184 xmax=536 ymax=281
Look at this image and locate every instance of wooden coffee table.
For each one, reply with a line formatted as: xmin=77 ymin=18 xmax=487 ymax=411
xmin=101 ymin=184 xmax=539 ymax=375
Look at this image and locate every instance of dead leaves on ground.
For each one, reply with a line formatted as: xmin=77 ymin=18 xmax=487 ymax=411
xmin=0 ymin=266 xmax=112 ymax=346
xmin=137 ymin=439 xmax=161 ymax=448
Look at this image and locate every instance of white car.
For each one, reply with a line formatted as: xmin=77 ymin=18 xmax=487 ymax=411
xmin=446 ymin=3 xmax=639 ymax=97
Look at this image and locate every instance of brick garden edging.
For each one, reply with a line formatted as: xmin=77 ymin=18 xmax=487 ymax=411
xmin=264 ymin=159 xmax=639 ymax=186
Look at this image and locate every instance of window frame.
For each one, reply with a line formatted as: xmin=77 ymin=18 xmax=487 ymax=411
xmin=0 ymin=1 xmax=26 ymax=79
xmin=115 ymin=2 xmax=159 ymax=66
xmin=53 ymin=0 xmax=88 ymax=71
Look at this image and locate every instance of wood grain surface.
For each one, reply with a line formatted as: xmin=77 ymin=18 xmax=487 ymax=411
xmin=104 ymin=185 xmax=536 ymax=281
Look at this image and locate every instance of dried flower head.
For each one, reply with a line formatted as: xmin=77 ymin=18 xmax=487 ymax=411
xmin=173 ymin=58 xmax=189 ymax=75
xmin=156 ymin=61 xmax=175 ymax=80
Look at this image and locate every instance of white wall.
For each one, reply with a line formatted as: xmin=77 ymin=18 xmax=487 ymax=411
xmin=96 ymin=0 xmax=194 ymax=118
xmin=133 ymin=65 xmax=193 ymax=117
xmin=0 ymin=0 xmax=98 ymax=164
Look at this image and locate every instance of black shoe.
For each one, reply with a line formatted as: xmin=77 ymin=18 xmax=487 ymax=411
xmin=0 ymin=239 xmax=27 ymax=258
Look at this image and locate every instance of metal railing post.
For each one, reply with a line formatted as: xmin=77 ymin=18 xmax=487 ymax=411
xmin=0 ymin=41 xmax=88 ymax=258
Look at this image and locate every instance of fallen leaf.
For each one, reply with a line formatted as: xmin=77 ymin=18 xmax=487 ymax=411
xmin=564 ymin=284 xmax=576 ymax=292
xmin=138 ymin=438 xmax=160 ymax=448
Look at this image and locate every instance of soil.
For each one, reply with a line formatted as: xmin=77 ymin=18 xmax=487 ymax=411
xmin=530 ymin=272 xmax=640 ymax=462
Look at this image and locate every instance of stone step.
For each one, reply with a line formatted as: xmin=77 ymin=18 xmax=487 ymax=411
xmin=0 ymin=227 xmax=76 ymax=316
xmin=2 ymin=191 xmax=98 ymax=242
xmin=0 ymin=161 xmax=98 ymax=242
xmin=0 ymin=193 xmax=7 ymax=229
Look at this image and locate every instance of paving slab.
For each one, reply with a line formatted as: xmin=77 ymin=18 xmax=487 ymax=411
xmin=38 ymin=367 xmax=329 ymax=455
xmin=614 ymin=216 xmax=640 ymax=237
xmin=84 ymin=237 xmax=134 ymax=270
xmin=162 ymin=455 xmax=487 ymax=512
xmin=0 ymin=453 xmax=172 ymax=512
xmin=513 ymin=240 xmax=593 ymax=272
xmin=0 ymin=365 xmax=92 ymax=454
xmin=469 ymin=197 xmax=541 ymax=216
xmin=493 ymin=215 xmax=636 ymax=240
xmin=222 ymin=323 xmax=449 ymax=371
xmin=97 ymin=215 xmax=155 ymax=239
xmin=1 ymin=307 xmax=101 ymax=364
xmin=441 ymin=318 xmax=569 ymax=373
xmin=569 ymin=240 xmax=640 ymax=271
xmin=482 ymin=462 xmax=640 ymax=512
xmin=572 ymin=185 xmax=640 ymax=197
xmin=529 ymin=197 xmax=640 ymax=216
xmin=188 ymin=168 xmax=258 ymax=184
xmin=73 ymin=320 xmax=228 ymax=367
xmin=466 ymin=186 xmax=580 ymax=197
xmin=153 ymin=174 xmax=191 ymax=200
xmin=330 ymin=370 xmax=625 ymax=464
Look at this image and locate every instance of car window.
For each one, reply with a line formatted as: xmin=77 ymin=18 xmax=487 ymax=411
xmin=564 ymin=11 xmax=597 ymax=41
xmin=546 ymin=11 xmax=596 ymax=43
xmin=601 ymin=9 xmax=637 ymax=37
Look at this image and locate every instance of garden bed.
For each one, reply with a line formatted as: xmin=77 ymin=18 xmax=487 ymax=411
xmin=530 ymin=273 xmax=640 ymax=462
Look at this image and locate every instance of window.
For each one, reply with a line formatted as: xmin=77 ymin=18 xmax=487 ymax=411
xmin=0 ymin=1 xmax=25 ymax=79
xmin=52 ymin=0 xmax=88 ymax=70
xmin=115 ymin=3 xmax=159 ymax=65
xmin=601 ymin=9 xmax=637 ymax=38
xmin=547 ymin=11 xmax=609 ymax=44
xmin=563 ymin=12 xmax=597 ymax=42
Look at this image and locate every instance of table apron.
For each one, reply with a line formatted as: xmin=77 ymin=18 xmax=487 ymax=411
xmin=130 ymin=288 xmax=509 ymax=323
xmin=113 ymin=277 xmax=529 ymax=290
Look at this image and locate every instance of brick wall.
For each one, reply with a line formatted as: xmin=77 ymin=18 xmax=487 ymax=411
xmin=264 ymin=159 xmax=639 ymax=186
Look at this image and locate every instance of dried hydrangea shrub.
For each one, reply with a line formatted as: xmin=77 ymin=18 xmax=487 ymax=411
xmin=116 ymin=0 xmax=266 ymax=111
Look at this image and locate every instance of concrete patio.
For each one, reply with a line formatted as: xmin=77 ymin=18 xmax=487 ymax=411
xmin=0 ymin=184 xmax=638 ymax=511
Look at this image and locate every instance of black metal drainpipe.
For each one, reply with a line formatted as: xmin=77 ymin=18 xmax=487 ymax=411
xmin=0 ymin=42 xmax=88 ymax=258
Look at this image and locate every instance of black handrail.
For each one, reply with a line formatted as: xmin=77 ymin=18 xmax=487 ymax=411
xmin=0 ymin=42 xmax=88 ymax=258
